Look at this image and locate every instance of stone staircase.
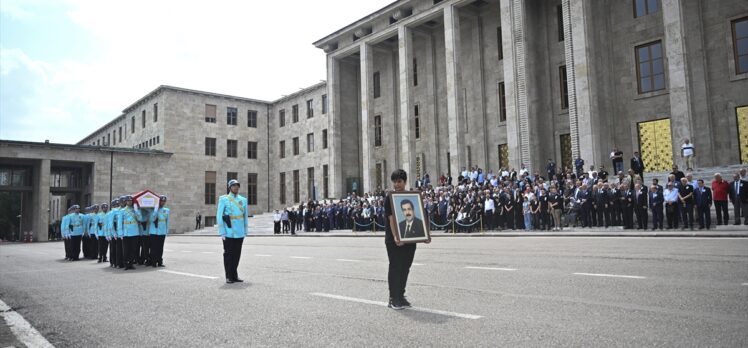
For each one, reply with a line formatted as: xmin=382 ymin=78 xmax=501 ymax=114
xmin=646 ymin=164 xmax=744 ymax=184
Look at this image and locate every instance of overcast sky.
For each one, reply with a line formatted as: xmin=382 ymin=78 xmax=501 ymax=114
xmin=0 ymin=0 xmax=392 ymax=144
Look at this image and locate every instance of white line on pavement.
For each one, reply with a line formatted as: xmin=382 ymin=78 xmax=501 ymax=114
xmin=290 ymin=256 xmax=312 ymax=259
xmin=335 ymin=259 xmax=361 ymax=262
xmin=164 ymin=249 xmax=174 ymax=252
xmin=254 ymin=254 xmax=272 ymax=257
xmin=573 ymin=272 xmax=646 ymax=279
xmin=181 ymin=250 xmax=193 ymax=253
xmin=159 ymin=270 xmax=218 ymax=280
xmin=0 ymin=299 xmax=54 ymax=348
xmin=310 ymin=293 xmax=482 ymax=320
xmin=742 ymin=283 xmax=748 ymax=286
xmin=412 ymin=263 xmax=424 ymax=266
xmin=465 ymin=266 xmax=517 ymax=271
xmin=200 ymin=251 xmax=215 ymax=254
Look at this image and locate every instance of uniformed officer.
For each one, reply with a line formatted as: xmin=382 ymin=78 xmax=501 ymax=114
xmin=97 ymin=203 xmax=109 ymax=263
xmin=138 ymin=204 xmax=151 ymax=266
xmin=61 ymin=206 xmax=73 ymax=260
xmin=149 ymin=195 xmax=170 ymax=267
xmin=107 ymin=198 xmax=123 ymax=268
xmin=86 ymin=205 xmax=100 ymax=259
xmin=67 ymin=205 xmax=84 ymax=260
xmin=118 ymin=195 xmax=143 ymax=270
xmin=217 ymin=180 xmax=248 ymax=283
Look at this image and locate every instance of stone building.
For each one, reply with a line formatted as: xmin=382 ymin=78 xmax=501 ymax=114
xmin=314 ymin=0 xmax=748 ymax=197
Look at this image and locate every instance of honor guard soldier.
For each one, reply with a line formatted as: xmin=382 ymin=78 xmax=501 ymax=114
xmin=67 ymin=205 xmax=84 ymax=260
xmin=149 ymin=195 xmax=170 ymax=267
xmin=138 ymin=204 xmax=151 ymax=266
xmin=118 ymin=196 xmax=143 ymax=270
xmin=85 ymin=205 xmax=100 ymax=259
xmin=97 ymin=203 xmax=109 ymax=263
xmin=107 ymin=199 xmax=123 ymax=268
xmin=61 ymin=206 xmax=73 ymax=260
xmin=217 ymin=179 xmax=248 ymax=283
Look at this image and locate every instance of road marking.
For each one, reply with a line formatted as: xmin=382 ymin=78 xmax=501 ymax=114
xmin=573 ymin=272 xmax=646 ymax=279
xmin=310 ymin=293 xmax=482 ymax=320
xmin=254 ymin=254 xmax=272 ymax=257
xmin=465 ymin=266 xmax=517 ymax=271
xmin=200 ymin=251 xmax=215 ymax=254
xmin=159 ymin=270 xmax=218 ymax=280
xmin=290 ymin=256 xmax=312 ymax=259
xmin=164 ymin=249 xmax=174 ymax=252
xmin=181 ymin=250 xmax=193 ymax=253
xmin=0 ymin=299 xmax=54 ymax=348
xmin=336 ymin=259 xmax=361 ymax=262
xmin=742 ymin=283 xmax=748 ymax=286
xmin=412 ymin=263 xmax=424 ymax=266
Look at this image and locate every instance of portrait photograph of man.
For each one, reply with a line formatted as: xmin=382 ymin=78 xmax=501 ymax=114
xmin=390 ymin=192 xmax=431 ymax=243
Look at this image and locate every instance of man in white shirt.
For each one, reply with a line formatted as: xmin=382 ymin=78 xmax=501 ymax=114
xmin=273 ymin=210 xmax=281 ymax=234
xmin=484 ymin=193 xmax=495 ymax=230
xmin=681 ymin=139 xmax=695 ymax=170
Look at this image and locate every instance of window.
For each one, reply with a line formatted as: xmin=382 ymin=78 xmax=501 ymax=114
xmin=247 ymin=173 xmax=258 ymax=205
xmin=227 ymin=107 xmax=237 ymax=125
xmin=322 ymin=129 xmax=328 ymax=149
xmin=292 ymin=104 xmax=299 ymax=123
xmin=112 ymin=131 xmax=116 ymax=145
xmin=205 ymin=137 xmax=216 ymax=156
xmin=497 ymin=27 xmax=503 ymax=60
xmin=247 ymin=141 xmax=257 ymax=159
xmin=118 ymin=127 xmax=122 ymax=142
xmin=107 ymin=133 xmax=111 ymax=146
xmin=279 ymin=172 xmax=286 ymax=204
xmin=559 ymin=66 xmax=569 ymax=109
xmin=376 ymin=163 xmax=383 ymax=190
xmin=413 ymin=58 xmax=418 ymax=86
xmin=634 ymin=0 xmax=658 ymax=18
xmin=307 ymin=167 xmax=315 ymax=200
xmin=636 ymin=41 xmax=665 ymax=93
xmin=204 ymin=171 xmax=216 ymax=204
xmin=323 ymin=165 xmax=329 ymax=198
xmin=142 ymin=110 xmax=146 ymax=128
xmin=498 ymin=82 xmax=506 ymax=122
xmin=227 ymin=139 xmax=238 ymax=158
xmin=131 ymin=116 xmax=135 ymax=133
xmin=279 ymin=141 xmax=286 ymax=159
xmin=414 ymin=104 xmax=420 ymax=139
xmin=153 ymin=103 xmax=158 ymax=122
xmin=157 ymin=135 xmax=160 ymax=144
xmin=374 ymin=115 xmax=382 ymax=147
xmin=306 ymin=99 xmax=314 ymax=118
xmin=205 ymin=104 xmax=217 ymax=123
xmin=307 ymin=133 xmax=314 ymax=152
xmin=293 ymin=137 xmax=299 ymax=155
xmin=557 ymin=5 xmax=564 ymax=41
xmin=733 ymin=17 xmax=748 ymax=74
xmin=373 ymin=71 xmax=381 ymax=98
xmin=322 ymin=94 xmax=328 ymax=114
xmin=293 ymin=170 xmax=300 ymax=203
xmin=279 ymin=109 xmax=286 ymax=127
xmin=247 ymin=110 xmax=257 ymax=128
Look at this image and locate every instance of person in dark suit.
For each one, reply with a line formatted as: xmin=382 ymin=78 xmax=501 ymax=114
xmin=398 ymin=199 xmax=425 ymax=239
xmin=728 ymin=173 xmax=748 ymax=225
xmin=679 ymin=177 xmax=695 ymax=230
xmin=621 ymin=183 xmax=635 ymax=229
xmin=630 ymin=152 xmax=645 ymax=182
xmin=649 ymin=185 xmax=664 ymax=230
xmin=634 ymin=183 xmax=648 ymax=230
xmin=694 ymin=179 xmax=712 ymax=229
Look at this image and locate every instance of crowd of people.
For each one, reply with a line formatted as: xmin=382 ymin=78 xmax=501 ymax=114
xmin=59 ymin=195 xmax=170 ymax=269
xmin=277 ymin=160 xmax=748 ymax=233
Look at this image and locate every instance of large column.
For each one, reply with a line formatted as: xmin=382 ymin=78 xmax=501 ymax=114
xmin=360 ymin=43 xmax=374 ymax=192
xmin=662 ymin=0 xmax=695 ymax=167
xmin=32 ymin=159 xmax=50 ymax=241
xmin=500 ymin=0 xmax=531 ymax=169
xmin=326 ymin=55 xmax=343 ymax=198
xmin=444 ymin=5 xmax=465 ymax=177
xmin=398 ymin=25 xmax=416 ymax=183
xmin=563 ymin=0 xmax=601 ymax=167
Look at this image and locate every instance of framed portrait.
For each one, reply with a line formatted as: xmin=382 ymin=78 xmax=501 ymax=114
xmin=389 ymin=191 xmax=431 ymax=244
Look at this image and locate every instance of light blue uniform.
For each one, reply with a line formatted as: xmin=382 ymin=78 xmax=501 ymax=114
xmin=86 ymin=212 xmax=97 ymax=237
xmin=61 ymin=214 xmax=70 ymax=239
xmin=107 ymin=207 xmax=120 ymax=239
xmin=217 ymin=193 xmax=248 ymax=238
xmin=149 ymin=207 xmax=170 ymax=236
xmin=96 ymin=212 xmax=107 ymax=237
xmin=118 ymin=206 xmax=143 ymax=237
xmin=67 ymin=213 xmax=84 ymax=236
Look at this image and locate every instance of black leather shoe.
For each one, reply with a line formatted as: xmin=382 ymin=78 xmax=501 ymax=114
xmin=226 ymin=279 xmax=235 ymax=284
xmin=233 ymin=278 xmax=244 ymax=283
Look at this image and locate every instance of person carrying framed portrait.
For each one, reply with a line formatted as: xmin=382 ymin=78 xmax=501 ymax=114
xmin=384 ymin=169 xmax=431 ymax=311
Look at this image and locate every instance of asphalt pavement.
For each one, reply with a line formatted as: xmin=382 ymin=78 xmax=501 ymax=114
xmin=1 ymin=236 xmax=747 ymax=347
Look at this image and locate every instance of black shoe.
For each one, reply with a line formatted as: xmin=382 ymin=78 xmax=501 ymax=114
xmin=158 ymin=263 xmax=165 ymax=267
xmin=125 ymin=266 xmax=135 ymax=270
xmin=388 ymin=298 xmax=404 ymax=310
xmin=400 ymin=297 xmax=412 ymax=308
xmin=152 ymin=264 xmax=157 ymax=268
xmin=226 ymin=279 xmax=235 ymax=284
xmin=233 ymin=278 xmax=244 ymax=283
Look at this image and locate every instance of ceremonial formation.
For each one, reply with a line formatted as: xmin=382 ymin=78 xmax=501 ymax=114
xmin=60 ymin=195 xmax=170 ymax=269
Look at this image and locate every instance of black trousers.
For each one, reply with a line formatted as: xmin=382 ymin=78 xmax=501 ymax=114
xmin=150 ymin=235 xmax=166 ymax=265
xmin=635 ymin=206 xmax=648 ymax=229
xmin=697 ymin=205 xmax=711 ymax=229
xmin=223 ymin=237 xmax=244 ymax=280
xmin=665 ymin=203 xmax=679 ymax=229
xmin=123 ymin=236 xmax=138 ymax=266
xmin=504 ymin=209 xmax=515 ymax=229
xmin=70 ymin=235 xmax=82 ymax=260
xmin=484 ymin=210 xmax=493 ymax=230
xmin=623 ymin=207 xmax=634 ymax=229
xmin=386 ymin=242 xmax=416 ymax=300
xmin=651 ymin=206 xmax=664 ymax=229
xmin=714 ymin=201 xmax=728 ymax=225
xmin=274 ymin=221 xmax=281 ymax=234
xmin=109 ymin=239 xmax=117 ymax=266
xmin=681 ymin=202 xmax=695 ymax=229
xmin=64 ymin=237 xmax=71 ymax=259
xmin=115 ymin=239 xmax=125 ymax=267
xmin=98 ymin=237 xmax=109 ymax=260
xmin=139 ymin=235 xmax=150 ymax=264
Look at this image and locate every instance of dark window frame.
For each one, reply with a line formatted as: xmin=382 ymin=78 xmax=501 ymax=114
xmin=247 ymin=141 xmax=258 ymax=159
xmin=498 ymin=82 xmax=506 ymax=122
xmin=634 ymin=0 xmax=659 ymax=18
xmin=227 ymin=107 xmax=238 ymax=126
xmin=292 ymin=104 xmax=299 ymax=123
xmin=293 ymin=137 xmax=300 ymax=156
xmin=247 ymin=110 xmax=258 ymax=128
xmin=322 ymin=129 xmax=328 ymax=149
xmin=374 ymin=115 xmax=382 ymax=147
xmin=205 ymin=137 xmax=216 ymax=156
xmin=279 ymin=109 xmax=286 ymax=127
xmin=306 ymin=99 xmax=314 ymax=118
xmin=373 ymin=71 xmax=381 ymax=98
xmin=635 ymin=41 xmax=666 ymax=94
xmin=732 ymin=16 xmax=748 ymax=75
xmin=205 ymin=104 xmax=217 ymax=123
xmin=559 ymin=65 xmax=569 ymax=110
xmin=247 ymin=173 xmax=258 ymax=205
xmin=227 ymin=139 xmax=238 ymax=158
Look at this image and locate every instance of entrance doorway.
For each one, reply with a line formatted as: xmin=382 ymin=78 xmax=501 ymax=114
xmin=737 ymin=106 xmax=748 ymax=164
xmin=637 ymin=118 xmax=673 ymax=172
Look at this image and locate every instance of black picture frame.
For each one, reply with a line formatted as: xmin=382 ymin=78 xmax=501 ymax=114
xmin=389 ymin=191 xmax=431 ymax=244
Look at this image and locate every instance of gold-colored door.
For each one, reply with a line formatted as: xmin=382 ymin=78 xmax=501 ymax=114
xmin=560 ymin=134 xmax=572 ymax=171
xmin=498 ymin=144 xmax=509 ymax=169
xmin=737 ymin=106 xmax=748 ymax=164
xmin=638 ymin=118 xmax=673 ymax=172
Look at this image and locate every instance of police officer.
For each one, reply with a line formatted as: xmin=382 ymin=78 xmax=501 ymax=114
xmin=67 ymin=205 xmax=84 ymax=260
xmin=61 ymin=206 xmax=73 ymax=260
xmin=86 ymin=205 xmax=100 ymax=259
xmin=107 ymin=198 xmax=123 ymax=268
xmin=97 ymin=203 xmax=109 ymax=263
xmin=218 ymin=180 xmax=248 ymax=283
xmin=119 ymin=195 xmax=143 ymax=270
xmin=149 ymin=195 xmax=170 ymax=267
xmin=138 ymin=204 xmax=151 ymax=266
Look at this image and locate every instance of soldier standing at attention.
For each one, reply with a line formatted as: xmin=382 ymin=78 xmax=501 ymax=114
xmin=119 ymin=196 xmax=143 ymax=270
xmin=67 ymin=205 xmax=84 ymax=261
xmin=218 ymin=180 xmax=248 ymax=284
xmin=149 ymin=195 xmax=170 ymax=267
xmin=61 ymin=206 xmax=72 ymax=260
xmin=107 ymin=198 xmax=123 ymax=269
xmin=97 ymin=203 xmax=109 ymax=263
